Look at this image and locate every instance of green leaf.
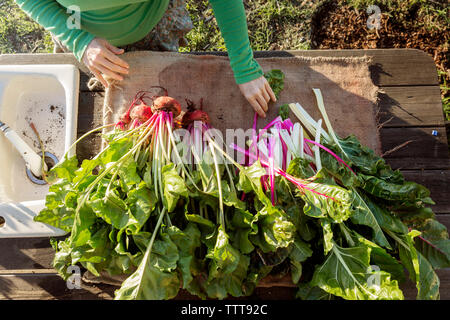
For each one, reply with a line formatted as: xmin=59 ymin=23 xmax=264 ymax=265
xmin=359 ymin=174 xmax=433 ymax=206
xmin=289 ymin=237 xmax=313 ymax=284
xmin=278 ymin=103 xmax=290 ymax=120
xmin=90 ymin=190 xmax=129 ymax=230
xmin=114 ymin=227 xmax=180 ymax=300
xmin=415 ymin=237 xmax=450 ymax=270
xmin=34 ymin=206 xmax=75 ymax=233
xmin=296 ymin=283 xmax=335 ymax=300
xmin=345 ymin=227 xmax=405 ymax=282
xmin=162 ymin=163 xmax=188 ymax=212
xmin=264 ymin=69 xmax=285 ymax=99
xmin=207 ymin=226 xmax=240 ymax=275
xmin=167 ymin=223 xmax=202 ymax=289
xmin=118 ymin=157 xmax=142 ymax=187
xmin=237 ymin=161 xmax=267 ymax=194
xmin=126 ymin=185 xmax=157 ymax=234
xmin=392 ymin=230 xmax=440 ymax=300
xmin=250 ymin=205 xmax=296 ymax=253
xmin=311 ymin=243 xmax=404 ymax=300
xmin=349 ymin=190 xmax=394 ymax=249
xmin=320 ymin=218 xmax=334 ymax=255
xmin=286 ymin=157 xmax=315 ymax=179
xmin=206 ymin=253 xmax=250 ymax=299
xmin=48 ymin=155 xmax=79 ymax=183
xmin=297 ymin=170 xmax=354 ymax=223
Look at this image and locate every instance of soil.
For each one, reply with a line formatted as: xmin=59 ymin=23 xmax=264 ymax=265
xmin=310 ymin=0 xmax=449 ymax=143
xmin=310 ymin=1 xmax=448 ymax=74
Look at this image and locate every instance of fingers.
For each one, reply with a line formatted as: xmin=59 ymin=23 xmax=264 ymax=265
xmin=95 ymin=63 xmax=124 ymax=81
xmin=261 ymin=87 xmax=271 ymax=104
xmin=102 ymin=47 xmax=129 ymax=69
xmin=106 ymin=42 xmax=125 ymax=55
xmin=265 ymin=81 xmax=277 ymax=102
xmin=97 ymin=56 xmax=129 ymax=75
xmin=248 ymin=96 xmax=266 ymax=118
xmin=255 ymin=94 xmax=268 ymax=113
xmin=90 ymin=66 xmax=108 ymax=88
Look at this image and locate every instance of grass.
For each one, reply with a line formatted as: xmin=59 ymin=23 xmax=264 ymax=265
xmin=180 ymin=0 xmax=319 ymax=52
xmin=0 ymin=0 xmax=53 ymax=54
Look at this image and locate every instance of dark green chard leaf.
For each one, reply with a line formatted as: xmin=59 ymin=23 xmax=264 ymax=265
xmin=414 ymin=237 xmax=450 ymax=270
xmin=230 ymin=208 xmax=258 ymax=254
xmin=342 ymin=226 xmax=405 ymax=282
xmin=359 ymin=173 xmax=434 ymax=206
xmin=289 ymin=237 xmax=313 ymax=284
xmin=389 ymin=230 xmax=440 ymax=300
xmin=310 ymin=242 xmax=404 ymax=300
xmin=296 ymin=283 xmax=336 ymax=300
xmin=349 ymin=190 xmax=395 ymax=249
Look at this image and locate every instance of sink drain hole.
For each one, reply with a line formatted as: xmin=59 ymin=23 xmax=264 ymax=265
xmin=0 ymin=216 xmax=5 ymax=228
xmin=26 ymin=152 xmax=59 ymax=185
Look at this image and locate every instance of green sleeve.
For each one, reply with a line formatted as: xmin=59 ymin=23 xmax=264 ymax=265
xmin=14 ymin=0 xmax=95 ymax=61
xmin=209 ymin=0 xmax=264 ymax=84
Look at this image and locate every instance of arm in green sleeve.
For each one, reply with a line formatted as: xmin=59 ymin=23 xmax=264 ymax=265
xmin=14 ymin=0 xmax=95 ymax=61
xmin=209 ymin=0 xmax=263 ymax=84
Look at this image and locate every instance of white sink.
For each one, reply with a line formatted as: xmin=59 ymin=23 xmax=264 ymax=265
xmin=0 ymin=64 xmax=79 ymax=238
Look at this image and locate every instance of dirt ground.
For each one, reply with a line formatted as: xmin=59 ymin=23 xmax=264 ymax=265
xmin=310 ymin=0 xmax=449 ymax=124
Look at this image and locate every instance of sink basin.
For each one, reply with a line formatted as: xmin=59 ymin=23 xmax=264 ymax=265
xmin=0 ymin=64 xmax=79 ymax=238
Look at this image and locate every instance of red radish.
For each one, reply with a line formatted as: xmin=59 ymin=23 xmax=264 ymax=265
xmin=117 ymin=87 xmax=167 ymax=126
xmin=115 ymin=120 xmax=126 ymax=131
xmin=152 ymin=96 xmax=181 ymax=117
xmin=182 ymin=109 xmax=210 ymax=126
xmin=130 ymin=103 xmax=153 ymax=122
xmin=181 ymin=98 xmax=210 ymax=126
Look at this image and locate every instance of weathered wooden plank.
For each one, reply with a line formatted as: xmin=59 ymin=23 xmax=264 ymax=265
xmin=0 ymin=273 xmax=114 ymax=300
xmin=401 ymin=170 xmax=450 ymax=214
xmin=266 ymin=49 xmax=439 ymax=87
xmin=0 ymin=237 xmax=58 ymax=270
xmin=1 ymin=268 xmax=449 ymax=300
xmin=378 ymin=86 xmax=445 ymax=127
xmin=77 ymin=91 xmax=105 ymax=133
xmin=381 ymin=127 xmax=450 ymax=170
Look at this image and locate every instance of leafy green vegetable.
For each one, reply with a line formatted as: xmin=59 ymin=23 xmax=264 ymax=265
xmin=264 ymin=69 xmax=285 ymax=99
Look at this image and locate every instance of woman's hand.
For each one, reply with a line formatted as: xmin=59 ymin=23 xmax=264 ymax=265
xmin=238 ymin=75 xmax=277 ymax=118
xmin=82 ymin=38 xmax=129 ymax=88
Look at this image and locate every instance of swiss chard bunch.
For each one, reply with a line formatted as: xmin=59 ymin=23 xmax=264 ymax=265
xmin=232 ymin=87 xmax=450 ymax=300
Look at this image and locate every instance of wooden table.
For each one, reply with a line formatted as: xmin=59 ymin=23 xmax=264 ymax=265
xmin=0 ymin=49 xmax=449 ymax=300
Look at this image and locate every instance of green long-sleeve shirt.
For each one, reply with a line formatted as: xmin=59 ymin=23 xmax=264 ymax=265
xmin=14 ymin=0 xmax=263 ymax=84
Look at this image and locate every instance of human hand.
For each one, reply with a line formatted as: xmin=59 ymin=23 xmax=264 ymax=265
xmin=82 ymin=38 xmax=129 ymax=88
xmin=238 ymin=75 xmax=277 ymax=118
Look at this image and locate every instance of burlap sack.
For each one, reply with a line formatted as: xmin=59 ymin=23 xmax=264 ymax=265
xmin=102 ymin=51 xmax=381 ymax=154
